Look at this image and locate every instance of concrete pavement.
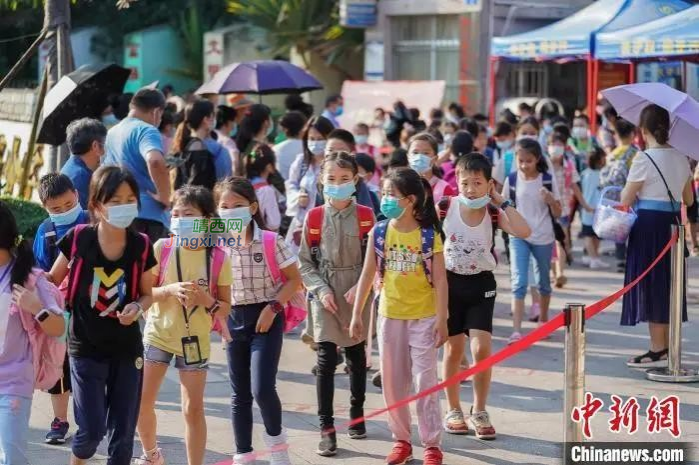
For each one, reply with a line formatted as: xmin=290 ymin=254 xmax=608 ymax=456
xmin=24 ymin=242 xmax=699 ymax=464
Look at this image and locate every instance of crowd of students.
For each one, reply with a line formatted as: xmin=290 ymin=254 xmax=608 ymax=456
xmin=0 ymin=88 xmax=693 ymax=465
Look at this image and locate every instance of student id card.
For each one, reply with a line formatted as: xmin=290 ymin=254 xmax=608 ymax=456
xmin=181 ymin=335 xmax=203 ymax=365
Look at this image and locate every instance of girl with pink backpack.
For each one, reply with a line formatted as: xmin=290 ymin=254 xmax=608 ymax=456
xmin=0 ymin=201 xmax=65 ymax=465
xmin=215 ymin=177 xmax=304 ymax=465
xmin=136 ymin=185 xmax=233 ymax=465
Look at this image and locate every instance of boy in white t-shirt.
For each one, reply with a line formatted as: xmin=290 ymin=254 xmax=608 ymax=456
xmin=438 ymin=153 xmax=531 ymax=439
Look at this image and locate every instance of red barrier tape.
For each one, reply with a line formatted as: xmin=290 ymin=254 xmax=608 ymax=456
xmin=213 ymin=233 xmax=676 ymax=463
xmin=341 ymin=231 xmax=678 ymax=430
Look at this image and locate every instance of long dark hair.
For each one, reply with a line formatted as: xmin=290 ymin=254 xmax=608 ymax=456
xmin=214 ymin=176 xmax=267 ymax=230
xmin=235 ymin=104 xmax=271 ymax=155
xmin=173 ymin=99 xmax=214 ymax=153
xmin=385 ymin=168 xmax=443 ymax=238
xmin=0 ymin=201 xmax=35 ymax=287
xmin=302 ymin=115 xmax=334 ymax=166
xmin=242 ymin=143 xmax=276 ymax=180
xmin=639 ymin=104 xmax=670 ymax=145
xmin=516 ymin=138 xmax=549 ymax=173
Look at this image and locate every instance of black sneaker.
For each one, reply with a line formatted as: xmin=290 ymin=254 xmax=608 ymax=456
xmin=45 ymin=417 xmax=70 ymax=445
xmin=348 ymin=422 xmax=367 ymax=439
xmin=317 ymin=427 xmax=338 ymax=456
xmin=371 ymin=371 xmax=382 ymax=388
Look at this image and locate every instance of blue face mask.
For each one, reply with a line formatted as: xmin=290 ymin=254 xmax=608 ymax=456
xmin=355 ymin=135 xmax=368 ymax=145
xmin=105 ymin=203 xmax=138 ymax=229
xmin=218 ymin=207 xmax=253 ymax=232
xmin=408 ymin=153 xmax=433 ymax=174
xmin=229 ymin=124 xmax=238 ymax=138
xmin=49 ymin=201 xmax=81 ymax=227
xmin=380 ymin=196 xmax=406 ymax=220
xmin=458 ymin=194 xmax=491 ymax=210
xmin=102 ymin=114 xmax=119 ymax=128
xmin=496 ymin=139 xmax=513 ymax=150
xmin=334 ymin=106 xmax=344 ymax=117
xmin=170 ymin=217 xmax=205 ymax=238
xmin=308 ymin=140 xmax=326 ymax=156
xmin=324 ymin=181 xmax=356 ymax=201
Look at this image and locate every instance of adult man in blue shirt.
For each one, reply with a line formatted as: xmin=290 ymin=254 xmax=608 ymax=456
xmin=61 ymin=118 xmax=106 ymax=209
xmin=321 ymin=94 xmax=343 ymax=128
xmin=103 ymin=88 xmax=171 ymax=242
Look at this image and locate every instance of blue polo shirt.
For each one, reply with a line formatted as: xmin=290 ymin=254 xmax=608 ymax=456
xmin=103 ymin=117 xmax=168 ymax=226
xmin=60 ymin=155 xmax=93 ymax=209
xmin=33 ymin=210 xmax=90 ymax=272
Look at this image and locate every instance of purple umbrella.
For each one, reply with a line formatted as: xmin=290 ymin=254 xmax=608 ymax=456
xmin=602 ymin=83 xmax=699 ymax=160
xmin=196 ymin=60 xmax=323 ymax=96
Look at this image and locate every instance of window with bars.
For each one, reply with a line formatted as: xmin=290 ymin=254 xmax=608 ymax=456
xmin=391 ymin=15 xmax=461 ymax=103
xmin=505 ymin=62 xmax=547 ymax=97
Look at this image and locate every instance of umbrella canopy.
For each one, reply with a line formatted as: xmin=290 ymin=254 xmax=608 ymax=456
xmin=602 ymin=83 xmax=699 ymax=159
xmin=196 ymin=60 xmax=323 ymax=96
xmin=38 ymin=63 xmax=130 ymax=146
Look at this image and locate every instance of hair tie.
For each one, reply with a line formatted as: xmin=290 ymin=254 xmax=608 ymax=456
xmin=14 ymin=234 xmax=23 ymax=248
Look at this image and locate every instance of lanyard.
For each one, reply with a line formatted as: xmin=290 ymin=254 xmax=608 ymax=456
xmin=175 ymin=247 xmax=211 ymax=332
xmin=0 ymin=260 xmax=14 ymax=293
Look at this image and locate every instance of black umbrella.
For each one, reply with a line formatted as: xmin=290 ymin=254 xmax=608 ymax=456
xmin=38 ymin=63 xmax=131 ymax=146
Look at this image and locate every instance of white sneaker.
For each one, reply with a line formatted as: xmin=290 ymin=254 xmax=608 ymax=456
xmin=590 ymin=258 xmax=610 ymax=269
xmin=263 ymin=429 xmax=291 ymax=465
xmin=232 ymin=452 xmax=257 ymax=464
xmin=134 ymin=448 xmax=165 ymax=465
xmin=581 ymin=255 xmax=591 ymax=266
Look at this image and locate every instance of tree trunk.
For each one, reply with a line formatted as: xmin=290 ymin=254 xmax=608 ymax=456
xmin=44 ymin=0 xmax=74 ymax=171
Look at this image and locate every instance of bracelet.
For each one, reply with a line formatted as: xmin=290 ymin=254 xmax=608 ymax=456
xmin=206 ymin=300 xmax=221 ymax=315
xmin=269 ymin=300 xmax=284 ymax=314
xmin=132 ymin=302 xmax=144 ymax=319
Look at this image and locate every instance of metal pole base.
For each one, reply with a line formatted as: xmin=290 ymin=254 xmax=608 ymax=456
xmin=646 ymin=367 xmax=699 ymax=383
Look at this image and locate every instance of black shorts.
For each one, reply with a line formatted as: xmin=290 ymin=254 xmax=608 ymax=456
xmin=47 ymin=354 xmax=71 ymax=394
xmin=580 ymin=225 xmax=599 ymax=239
xmin=447 ymin=271 xmax=496 ymax=336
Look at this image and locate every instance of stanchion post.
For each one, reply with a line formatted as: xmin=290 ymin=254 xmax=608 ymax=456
xmin=647 ymin=224 xmax=699 ymax=382
xmin=564 ymin=303 xmax=586 ymax=445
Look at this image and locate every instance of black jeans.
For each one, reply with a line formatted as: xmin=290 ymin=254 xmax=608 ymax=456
xmin=316 ymin=341 xmax=366 ymax=428
xmin=226 ymin=302 xmax=284 ymax=454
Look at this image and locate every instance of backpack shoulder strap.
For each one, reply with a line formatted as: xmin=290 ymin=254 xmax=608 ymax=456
xmin=66 ymin=224 xmax=90 ymax=309
xmin=508 ymin=171 xmax=518 ymax=206
xmin=542 ymin=171 xmax=553 ymax=190
xmin=208 ymin=246 xmax=227 ymax=297
xmin=356 ymin=204 xmax=375 ymax=254
xmin=41 ymin=218 xmax=58 ymax=265
xmin=437 ymin=195 xmax=452 ymax=221
xmin=131 ymin=232 xmax=151 ymax=301
xmin=262 ymin=230 xmax=282 ymax=283
xmin=373 ymin=219 xmax=389 ymax=281
xmin=487 ymin=204 xmax=499 ymax=262
xmin=421 ymin=226 xmax=435 ymax=287
xmin=157 ymin=241 xmax=174 ymax=287
xmin=305 ymin=206 xmax=325 ymax=264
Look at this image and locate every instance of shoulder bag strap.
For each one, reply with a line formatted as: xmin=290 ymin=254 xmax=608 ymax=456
xmin=644 ymin=152 xmax=678 ymax=211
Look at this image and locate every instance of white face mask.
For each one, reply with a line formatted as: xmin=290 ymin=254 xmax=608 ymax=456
xmin=104 ymin=203 xmax=138 ymax=229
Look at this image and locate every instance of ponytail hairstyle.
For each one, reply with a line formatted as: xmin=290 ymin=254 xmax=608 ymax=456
xmin=320 ymin=151 xmax=358 ymax=187
xmin=235 ymin=104 xmax=272 ymax=155
xmin=0 ymin=201 xmax=35 ymax=287
xmin=517 ymin=138 xmax=549 ymax=174
xmin=639 ymin=104 xmax=670 ymax=145
xmin=214 ymin=176 xmax=267 ymax=230
xmin=385 ymin=168 xmax=443 ymax=239
xmin=172 ymin=99 xmax=215 ymax=153
xmin=242 ymin=143 xmax=276 ymax=180
xmin=172 ymin=185 xmax=218 ymax=219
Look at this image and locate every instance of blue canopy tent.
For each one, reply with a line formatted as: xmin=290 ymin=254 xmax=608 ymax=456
xmin=596 ymin=5 xmax=699 ymax=61
xmin=488 ymin=0 xmax=691 ymax=130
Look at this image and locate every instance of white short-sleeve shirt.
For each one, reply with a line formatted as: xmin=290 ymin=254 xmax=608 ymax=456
xmin=503 ymin=171 xmax=561 ymax=245
xmin=626 ymin=148 xmax=691 ymax=202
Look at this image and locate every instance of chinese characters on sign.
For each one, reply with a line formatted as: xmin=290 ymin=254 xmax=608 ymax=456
xmin=620 ymin=38 xmax=699 ymax=57
xmin=193 ymin=218 xmax=244 ymax=234
xmin=571 ymin=393 xmax=681 ymax=440
xmin=507 ymin=40 xmax=571 ymax=58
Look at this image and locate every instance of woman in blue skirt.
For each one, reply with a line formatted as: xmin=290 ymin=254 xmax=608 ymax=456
xmin=620 ymin=104 xmax=694 ymax=368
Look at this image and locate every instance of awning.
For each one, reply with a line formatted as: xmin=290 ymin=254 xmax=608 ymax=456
xmin=491 ymin=0 xmax=691 ymax=61
xmin=596 ymin=4 xmax=699 ymax=60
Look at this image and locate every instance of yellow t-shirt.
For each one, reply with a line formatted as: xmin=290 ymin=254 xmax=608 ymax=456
xmin=379 ymin=224 xmax=443 ymax=320
xmin=143 ymin=240 xmax=233 ymax=360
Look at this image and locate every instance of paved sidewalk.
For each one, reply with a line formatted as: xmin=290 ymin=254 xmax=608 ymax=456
xmin=25 ymin=245 xmax=699 ymax=464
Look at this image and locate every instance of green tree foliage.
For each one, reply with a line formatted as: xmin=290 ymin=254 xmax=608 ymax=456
xmin=227 ymin=0 xmax=364 ymax=67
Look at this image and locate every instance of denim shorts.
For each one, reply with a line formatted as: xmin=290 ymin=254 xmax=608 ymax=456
xmin=144 ymin=344 xmax=208 ymax=371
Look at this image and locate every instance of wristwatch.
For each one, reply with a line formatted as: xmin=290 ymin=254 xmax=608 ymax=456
xmin=206 ymin=300 xmax=221 ymax=315
xmin=269 ymin=300 xmax=284 ymax=314
xmin=499 ymin=200 xmax=513 ymax=211
xmin=132 ymin=302 xmax=144 ymax=320
xmin=35 ymin=308 xmax=51 ymax=323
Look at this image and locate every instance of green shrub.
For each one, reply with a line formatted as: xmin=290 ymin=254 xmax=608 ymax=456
xmin=0 ymin=196 xmax=48 ymax=239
